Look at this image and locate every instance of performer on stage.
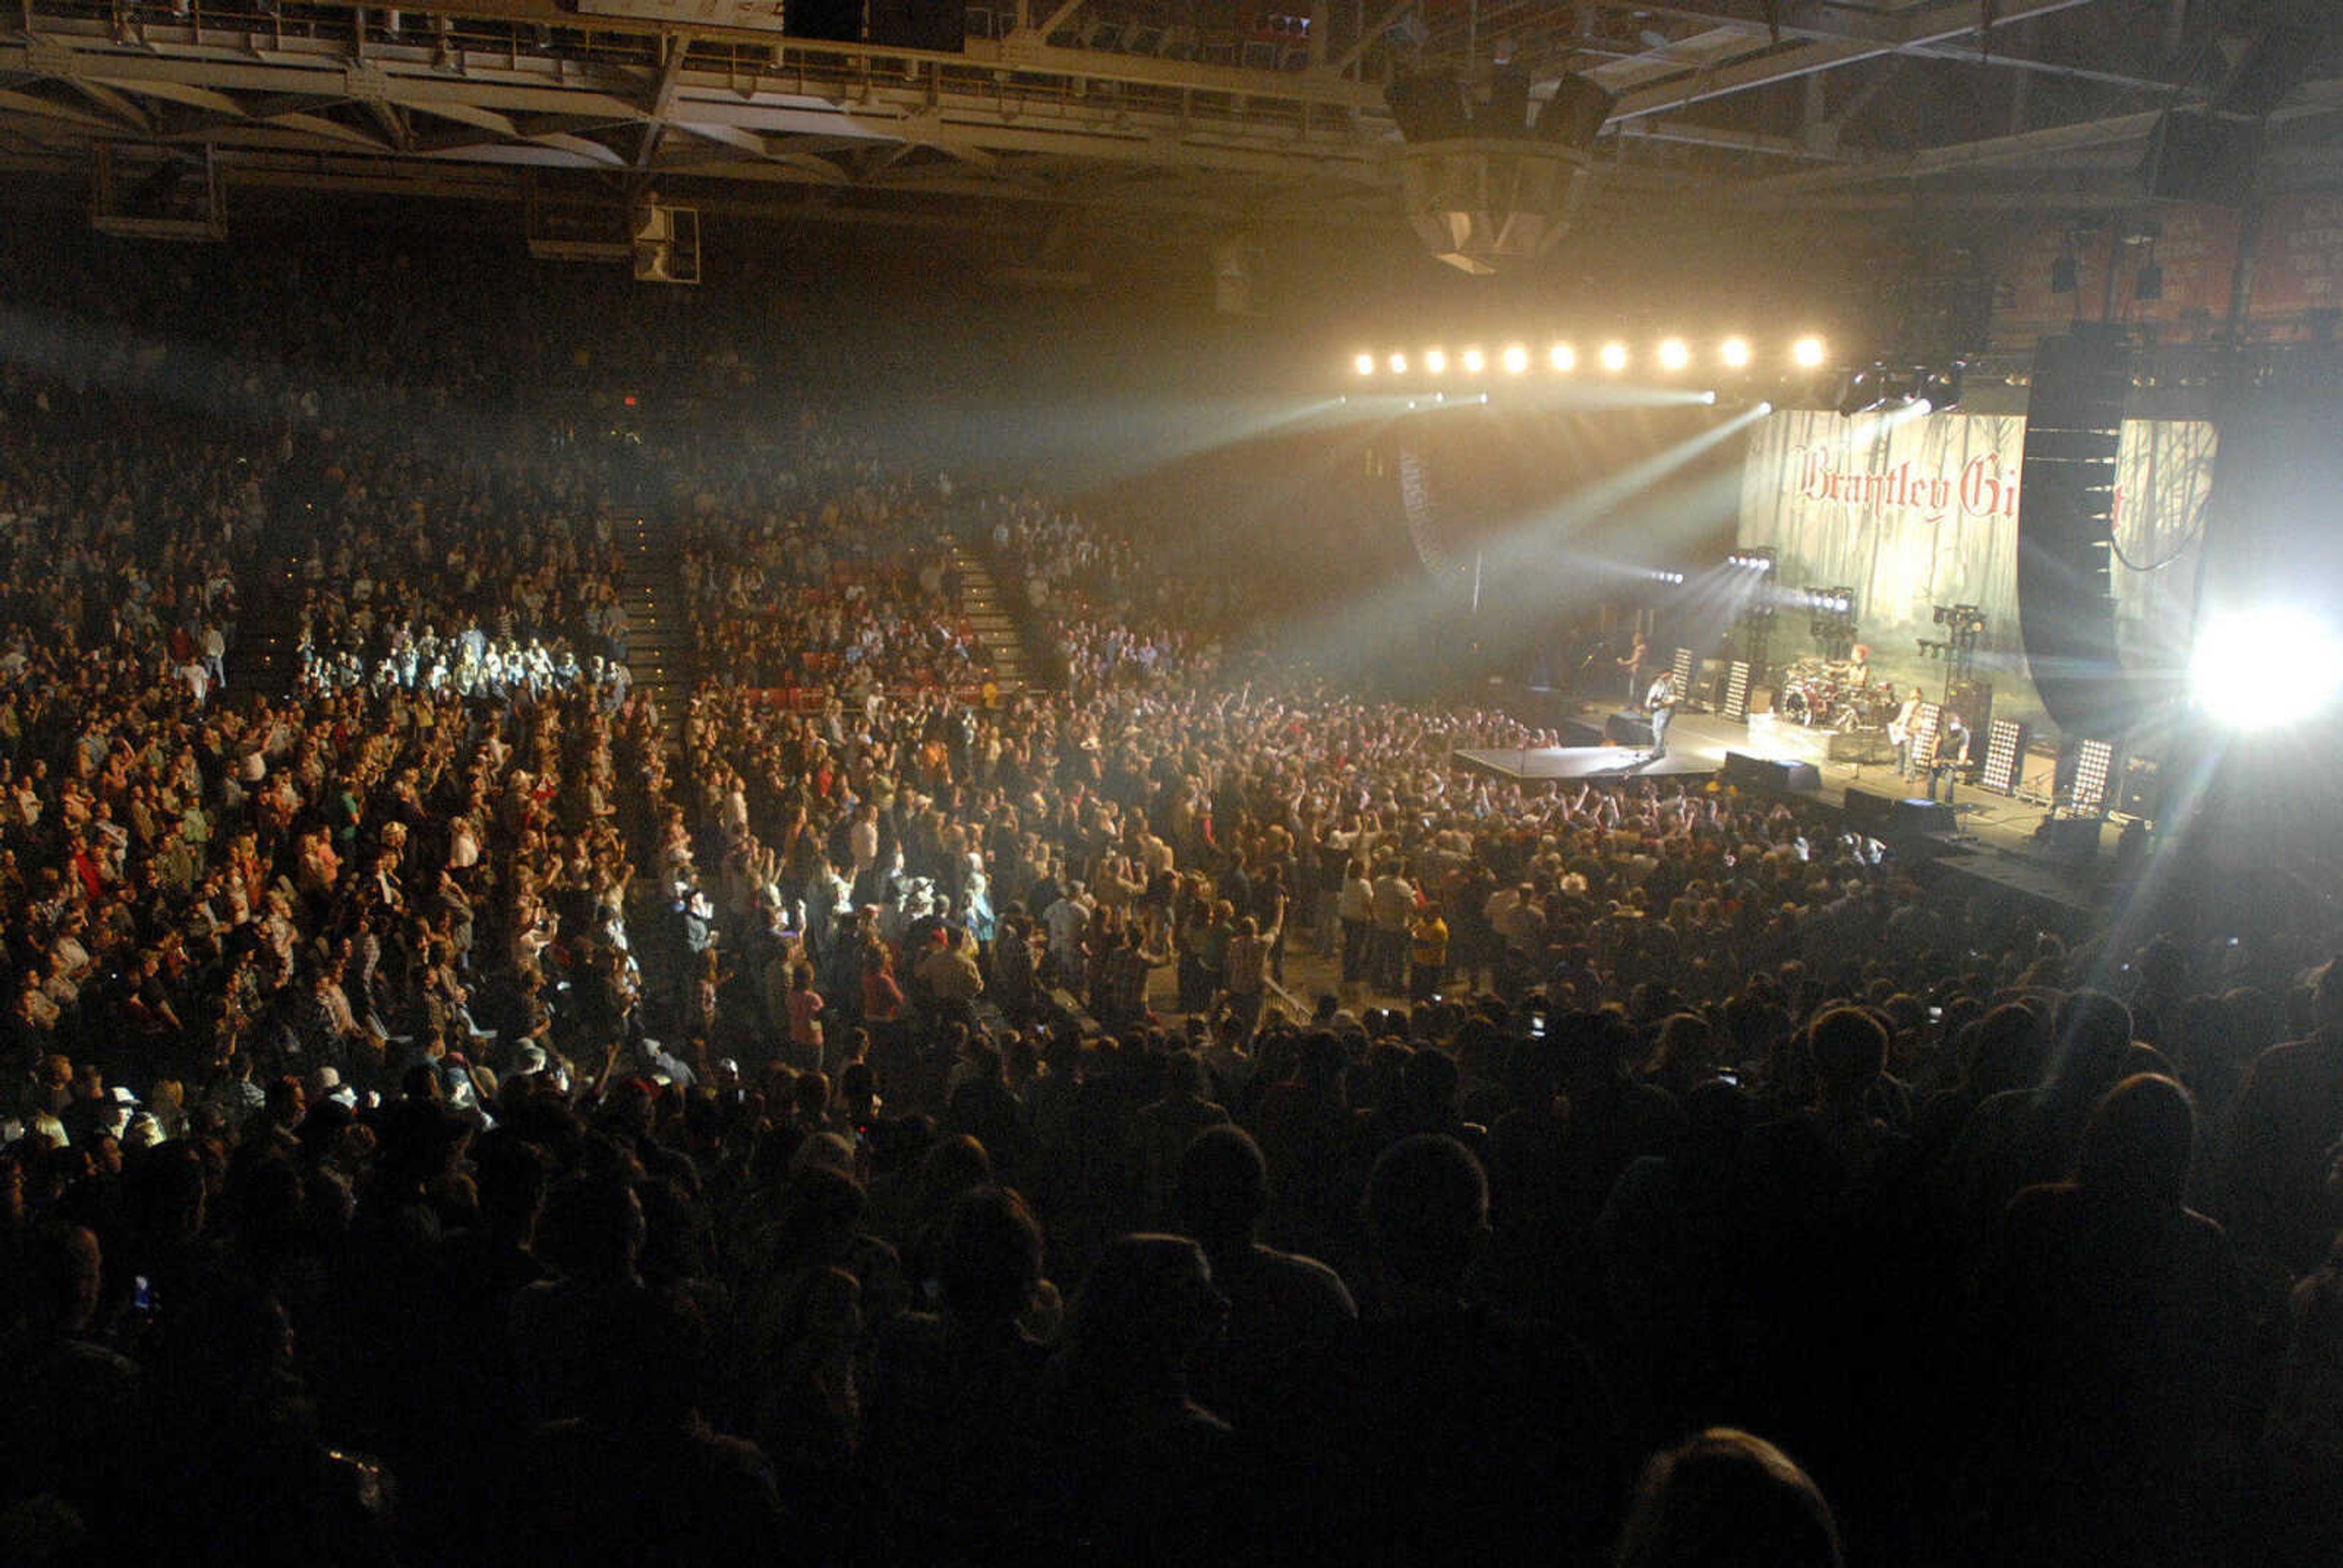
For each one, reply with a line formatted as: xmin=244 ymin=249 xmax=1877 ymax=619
xmin=1645 ymin=669 xmax=1680 ymax=761
xmin=1927 ymin=708 xmax=1971 ymax=802
xmin=1889 ymin=686 xmax=1925 ymax=777
xmin=1618 ymin=633 xmax=1649 ymax=707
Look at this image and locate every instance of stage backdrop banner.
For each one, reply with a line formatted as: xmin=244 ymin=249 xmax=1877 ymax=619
xmin=1737 ymin=409 xmax=2217 ymax=732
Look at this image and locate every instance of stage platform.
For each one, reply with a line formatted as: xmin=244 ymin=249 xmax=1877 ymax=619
xmin=1458 ymin=711 xmax=2111 ymax=913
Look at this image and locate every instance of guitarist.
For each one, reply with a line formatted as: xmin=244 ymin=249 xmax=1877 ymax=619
xmin=1889 ymin=686 xmax=1924 ymax=777
xmin=1644 ymin=670 xmax=1680 ymax=761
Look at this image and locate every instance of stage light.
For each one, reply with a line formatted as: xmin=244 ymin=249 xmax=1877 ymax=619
xmin=1791 ymin=336 xmax=1827 ymax=369
xmin=1502 ymin=344 xmax=1529 ymax=375
xmin=1657 ymin=338 xmax=1690 ymax=372
xmin=1834 ymin=365 xmax=1883 ymax=417
xmin=1755 ymin=400 xmax=1774 ymax=416
xmin=2192 ymin=607 xmax=2343 ymax=725
xmin=1980 ymin=719 xmax=2027 ymax=797
xmin=1461 ymin=348 xmax=1486 ymax=375
xmin=2071 ymin=739 xmax=2114 ymax=816
xmin=1425 ymin=348 xmax=1447 ymax=375
xmin=1389 ymin=353 xmax=1408 ymax=374
xmin=1599 ymin=342 xmax=1629 ymax=372
xmin=1355 ymin=353 xmax=1377 ymax=376
xmin=1700 ymin=390 xmax=1718 ymax=405
xmin=1720 ymin=336 xmax=1752 ymax=369
xmin=1549 ymin=342 xmax=1576 ymax=372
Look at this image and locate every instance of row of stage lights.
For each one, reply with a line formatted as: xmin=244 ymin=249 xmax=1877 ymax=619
xmin=1354 ymin=336 xmax=1830 ymax=380
xmin=1652 ymin=552 xmax=1852 ymax=616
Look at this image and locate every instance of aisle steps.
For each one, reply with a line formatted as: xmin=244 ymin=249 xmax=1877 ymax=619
xmin=946 ymin=539 xmax=1029 ymax=696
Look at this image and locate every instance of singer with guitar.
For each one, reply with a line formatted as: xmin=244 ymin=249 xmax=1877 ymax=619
xmin=1888 ymin=686 xmax=1924 ymax=777
xmin=1644 ymin=670 xmax=1680 ymax=761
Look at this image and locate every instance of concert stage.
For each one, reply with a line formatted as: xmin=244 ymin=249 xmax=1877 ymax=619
xmin=1453 ymin=728 xmax=1723 ymax=782
xmin=1458 ymin=710 xmax=2111 ymax=913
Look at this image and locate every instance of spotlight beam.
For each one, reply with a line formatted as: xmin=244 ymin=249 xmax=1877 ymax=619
xmin=1467 ymin=401 xmax=1773 ymax=585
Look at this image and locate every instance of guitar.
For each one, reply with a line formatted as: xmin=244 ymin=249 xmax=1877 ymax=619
xmin=1888 ymin=700 xmax=1918 ymax=748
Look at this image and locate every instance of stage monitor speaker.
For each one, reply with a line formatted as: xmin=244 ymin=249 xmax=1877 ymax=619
xmin=2036 ymin=817 xmax=2103 ymax=857
xmin=1606 ymin=711 xmax=1655 ymax=747
xmin=1843 ymin=788 xmax=1893 ymax=831
xmin=1888 ymin=798 xmax=1959 ymax=838
xmin=1558 ymin=717 xmax=1607 ymax=749
xmin=1723 ymin=751 xmax=1821 ymax=794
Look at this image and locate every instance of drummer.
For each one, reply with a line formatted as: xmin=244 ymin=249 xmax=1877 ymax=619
xmin=1845 ymin=642 xmax=1873 ymax=689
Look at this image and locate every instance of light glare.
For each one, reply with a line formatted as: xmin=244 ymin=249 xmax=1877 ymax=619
xmin=1792 ymin=335 xmax=1827 ymax=369
xmin=2194 ymin=608 xmax=2343 ymax=724
xmin=1549 ymin=342 xmax=1576 ymax=372
xmin=1389 ymin=353 xmax=1408 ymax=375
xmin=1425 ymin=348 xmax=1448 ymax=375
xmin=1462 ymin=348 xmax=1486 ymax=375
xmin=1502 ymin=344 xmax=1529 ymax=375
xmin=1599 ymin=342 xmax=1629 ymax=372
xmin=1658 ymin=338 xmax=1691 ymax=372
xmin=1720 ymin=336 xmax=1752 ymax=369
xmin=1355 ymin=353 xmax=1376 ymax=376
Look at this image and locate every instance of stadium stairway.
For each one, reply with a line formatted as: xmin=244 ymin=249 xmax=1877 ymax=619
xmin=622 ymin=514 xmax=692 ymax=753
xmin=946 ymin=538 xmax=1029 ymax=696
xmin=236 ymin=556 xmax=306 ymax=701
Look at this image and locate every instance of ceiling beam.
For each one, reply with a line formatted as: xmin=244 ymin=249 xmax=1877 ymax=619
xmin=0 ymin=86 xmax=119 ymax=131
xmin=63 ymin=77 xmax=153 ymax=133
xmin=1610 ymin=0 xmax=2109 ymax=121
xmin=1575 ymin=0 xmax=1906 ymax=46
xmin=1735 ymin=106 xmax=2161 ymax=196
xmin=1024 ymin=0 xmax=1087 ymax=41
xmin=1580 ymin=0 xmax=2172 ymax=92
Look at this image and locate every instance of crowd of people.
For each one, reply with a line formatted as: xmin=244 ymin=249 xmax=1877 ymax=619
xmin=7 ymin=245 xmax=2343 ymax=1568
xmin=980 ymin=495 xmax=1229 ymax=696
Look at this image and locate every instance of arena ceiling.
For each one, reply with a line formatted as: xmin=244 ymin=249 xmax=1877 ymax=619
xmin=0 ymin=0 xmax=2337 ymax=242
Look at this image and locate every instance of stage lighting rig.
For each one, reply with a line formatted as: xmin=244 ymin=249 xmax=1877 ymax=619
xmin=1931 ymin=603 xmax=1987 ymax=636
xmin=2070 ymin=738 xmax=2116 ymax=818
xmin=1979 ymin=718 xmax=2028 ymax=797
xmin=1805 ymin=585 xmax=1859 ymax=661
xmin=1726 ymin=548 xmax=1774 ymax=572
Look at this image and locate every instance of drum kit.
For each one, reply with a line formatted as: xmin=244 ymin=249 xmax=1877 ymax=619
xmin=1775 ymin=658 xmax=1895 ymax=731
